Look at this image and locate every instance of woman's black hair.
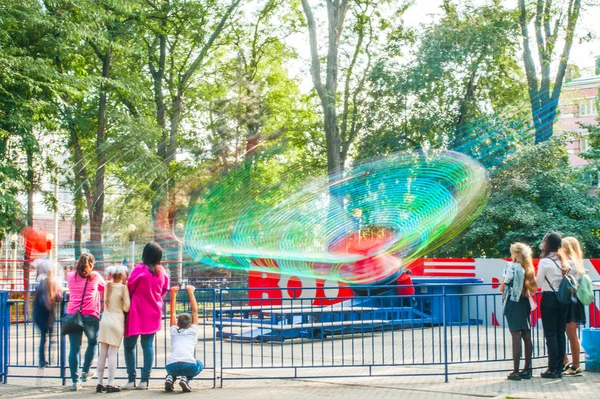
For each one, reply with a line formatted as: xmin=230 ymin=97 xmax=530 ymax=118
xmin=541 ymin=231 xmax=563 ymax=258
xmin=142 ymin=242 xmax=163 ymax=276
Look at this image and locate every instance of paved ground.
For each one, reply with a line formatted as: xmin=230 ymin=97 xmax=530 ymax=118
xmin=1 ymin=370 xmax=599 ymax=399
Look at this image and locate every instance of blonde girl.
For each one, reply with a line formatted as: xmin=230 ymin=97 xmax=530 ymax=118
xmin=560 ymin=237 xmax=586 ymax=376
xmin=500 ymin=243 xmax=537 ymax=381
xmin=96 ymin=265 xmax=131 ymax=392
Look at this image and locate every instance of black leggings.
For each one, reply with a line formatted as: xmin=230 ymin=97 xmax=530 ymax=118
xmin=541 ymin=292 xmax=568 ymax=372
xmin=510 ymin=329 xmax=532 ymax=372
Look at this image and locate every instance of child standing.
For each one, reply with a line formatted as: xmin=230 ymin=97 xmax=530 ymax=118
xmin=96 ymin=266 xmax=131 ymax=392
xmin=165 ymin=285 xmax=203 ymax=393
xmin=500 ymin=243 xmax=537 ymax=381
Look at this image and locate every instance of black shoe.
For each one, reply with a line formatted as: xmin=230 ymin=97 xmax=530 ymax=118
xmin=179 ymin=376 xmax=192 ymax=393
xmin=519 ymin=369 xmax=532 ymax=380
xmin=507 ymin=371 xmax=521 ymax=381
xmin=165 ymin=375 xmax=175 ymax=392
xmin=96 ymin=384 xmax=106 ymax=393
xmin=38 ymin=361 xmax=49 ymax=369
xmin=105 ymin=385 xmax=121 ymax=393
xmin=541 ymin=369 xmax=562 ymax=379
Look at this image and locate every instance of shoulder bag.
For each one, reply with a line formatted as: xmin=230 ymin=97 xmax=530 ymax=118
xmin=545 ymin=258 xmax=576 ymax=305
xmin=61 ymin=276 xmax=90 ymax=335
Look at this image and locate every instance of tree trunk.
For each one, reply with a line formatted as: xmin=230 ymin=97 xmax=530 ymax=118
xmin=25 ymin=143 xmax=34 ymax=292
xmin=74 ymin=183 xmax=83 ymax=259
xmin=89 ymin=48 xmax=112 ymax=262
xmin=518 ymin=0 xmax=581 ymax=144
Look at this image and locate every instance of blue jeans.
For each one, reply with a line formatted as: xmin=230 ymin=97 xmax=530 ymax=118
xmin=165 ymin=360 xmax=203 ymax=380
xmin=124 ymin=334 xmax=155 ymax=382
xmin=67 ymin=315 xmax=99 ymax=383
xmin=38 ymin=326 xmax=52 ymax=365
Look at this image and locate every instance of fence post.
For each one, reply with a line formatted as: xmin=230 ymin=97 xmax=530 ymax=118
xmin=212 ymin=288 xmax=217 ymax=389
xmin=60 ymin=294 xmax=67 ymax=386
xmin=442 ymin=286 xmax=449 ymax=383
xmin=218 ymin=288 xmax=223 ymax=388
xmin=0 ymin=291 xmax=8 ymax=383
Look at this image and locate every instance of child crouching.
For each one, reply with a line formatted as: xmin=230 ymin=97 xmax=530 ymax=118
xmin=165 ymin=285 xmax=203 ymax=393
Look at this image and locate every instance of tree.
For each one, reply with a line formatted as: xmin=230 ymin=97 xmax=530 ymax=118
xmin=436 ymin=139 xmax=600 ymax=258
xmin=357 ymin=1 xmax=527 ymax=162
xmin=130 ymin=0 xmax=241 ymax=246
xmin=518 ymin=0 xmax=582 ymax=144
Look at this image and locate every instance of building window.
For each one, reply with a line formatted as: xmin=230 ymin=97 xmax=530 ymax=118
xmin=579 ymin=98 xmax=598 ymax=116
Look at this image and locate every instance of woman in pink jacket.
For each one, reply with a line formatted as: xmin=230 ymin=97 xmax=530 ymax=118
xmin=121 ymin=242 xmax=170 ymax=390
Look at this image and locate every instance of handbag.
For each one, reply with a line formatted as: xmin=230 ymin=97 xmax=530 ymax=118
xmin=545 ymin=258 xmax=577 ymax=305
xmin=528 ymin=294 xmax=538 ymax=312
xmin=61 ymin=276 xmax=90 ymax=335
xmin=577 ymin=272 xmax=594 ymax=306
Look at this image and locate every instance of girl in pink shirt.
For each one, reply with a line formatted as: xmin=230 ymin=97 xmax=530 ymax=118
xmin=65 ymin=253 xmax=106 ymax=391
xmin=122 ymin=242 xmax=170 ymax=390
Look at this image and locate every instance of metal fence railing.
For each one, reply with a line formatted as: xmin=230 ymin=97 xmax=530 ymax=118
xmin=0 ymin=284 xmax=599 ymax=386
xmin=2 ymin=289 xmax=216 ymax=386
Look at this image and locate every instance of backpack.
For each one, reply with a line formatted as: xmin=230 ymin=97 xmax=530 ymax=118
xmin=546 ymin=258 xmax=577 ymax=305
xmin=577 ymin=272 xmax=594 ymax=306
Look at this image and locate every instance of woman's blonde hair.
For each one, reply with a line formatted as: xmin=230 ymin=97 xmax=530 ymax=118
xmin=510 ymin=242 xmax=537 ymax=296
xmin=561 ymin=236 xmax=585 ymax=275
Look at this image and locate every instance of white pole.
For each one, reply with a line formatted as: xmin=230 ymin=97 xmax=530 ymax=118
xmin=11 ymin=239 xmax=17 ymax=287
xmin=53 ymin=174 xmax=59 ymax=261
xmin=177 ymin=241 xmax=183 ymax=285
xmin=129 ymin=240 xmax=135 ymax=271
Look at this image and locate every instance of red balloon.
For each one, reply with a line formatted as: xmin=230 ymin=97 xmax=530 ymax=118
xmin=21 ymin=227 xmax=51 ymax=253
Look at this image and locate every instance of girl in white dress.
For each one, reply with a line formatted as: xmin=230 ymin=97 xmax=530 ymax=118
xmin=96 ymin=266 xmax=131 ymax=392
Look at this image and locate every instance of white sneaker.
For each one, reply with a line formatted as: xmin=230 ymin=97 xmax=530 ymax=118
xmin=137 ymin=380 xmax=148 ymax=390
xmin=81 ymin=370 xmax=96 ymax=382
xmin=70 ymin=382 xmax=83 ymax=391
xmin=121 ymin=381 xmax=136 ymax=390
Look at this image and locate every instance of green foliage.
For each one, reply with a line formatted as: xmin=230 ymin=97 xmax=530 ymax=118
xmin=435 ymin=140 xmax=600 ymax=258
xmin=357 ymin=0 xmax=527 ymax=159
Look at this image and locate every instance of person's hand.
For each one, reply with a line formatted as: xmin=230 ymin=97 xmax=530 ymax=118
xmin=186 ymin=285 xmax=196 ymax=294
xmin=170 ymin=286 xmax=179 ymax=295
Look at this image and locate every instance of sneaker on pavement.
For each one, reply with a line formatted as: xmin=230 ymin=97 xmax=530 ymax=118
xmin=82 ymin=370 xmax=96 ymax=382
xmin=165 ymin=375 xmax=175 ymax=392
xmin=121 ymin=381 xmax=136 ymax=390
xmin=71 ymin=382 xmax=82 ymax=392
xmin=179 ymin=376 xmax=192 ymax=393
xmin=137 ymin=380 xmax=148 ymax=390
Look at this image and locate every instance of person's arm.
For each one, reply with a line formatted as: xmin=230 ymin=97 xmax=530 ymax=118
xmin=500 ymin=278 xmax=505 ymax=294
xmin=127 ymin=266 xmax=140 ymax=297
xmin=170 ymin=286 xmax=179 ymax=327
xmin=161 ymin=268 xmax=170 ymax=297
xmin=536 ymin=260 xmax=546 ymax=289
xmin=95 ymin=272 xmax=107 ymax=292
xmin=122 ymin=285 xmax=131 ymax=312
xmin=187 ymin=285 xmax=198 ymax=326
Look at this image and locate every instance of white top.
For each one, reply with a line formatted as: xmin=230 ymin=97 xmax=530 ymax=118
xmin=536 ymin=255 xmax=569 ymax=292
xmin=167 ymin=325 xmax=198 ymax=365
xmin=567 ymin=260 xmax=582 ymax=281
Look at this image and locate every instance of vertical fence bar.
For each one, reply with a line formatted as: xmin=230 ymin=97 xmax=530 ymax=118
xmin=442 ymin=286 xmax=448 ymax=382
xmin=60 ymin=296 xmax=67 ymax=386
xmin=0 ymin=291 xmax=8 ymax=383
xmin=218 ymin=289 xmax=223 ymax=388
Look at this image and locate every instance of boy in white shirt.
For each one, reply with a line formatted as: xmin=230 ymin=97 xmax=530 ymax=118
xmin=165 ymin=285 xmax=203 ymax=393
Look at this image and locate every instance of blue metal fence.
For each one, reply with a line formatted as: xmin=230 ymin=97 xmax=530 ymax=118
xmin=1 ymin=284 xmax=598 ymax=386
xmin=2 ymin=289 xmax=217 ymax=387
